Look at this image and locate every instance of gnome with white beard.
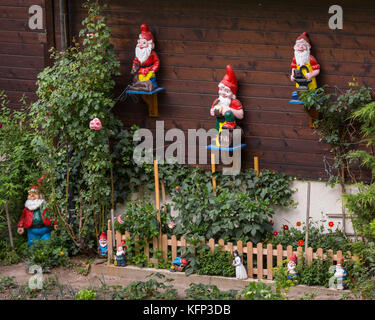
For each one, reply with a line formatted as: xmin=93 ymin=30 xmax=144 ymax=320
xmin=128 ymin=24 xmax=160 ymax=92
xmin=210 ymin=65 xmax=244 ymax=147
xmin=17 ymin=176 xmax=57 ymax=246
xmin=290 ymin=32 xmax=320 ymax=91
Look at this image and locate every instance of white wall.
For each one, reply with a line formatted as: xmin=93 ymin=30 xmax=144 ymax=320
xmin=114 ymin=180 xmax=356 ymax=236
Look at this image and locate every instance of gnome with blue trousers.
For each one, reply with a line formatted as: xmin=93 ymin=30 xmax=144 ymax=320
xmin=17 ymin=177 xmax=57 ymax=247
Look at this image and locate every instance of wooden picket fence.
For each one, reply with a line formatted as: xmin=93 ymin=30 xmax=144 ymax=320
xmin=106 ymin=220 xmax=352 ymax=280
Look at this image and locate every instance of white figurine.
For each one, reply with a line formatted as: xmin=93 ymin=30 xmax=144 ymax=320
xmin=334 ymin=259 xmax=347 ymax=290
xmin=232 ymin=250 xmax=248 ymax=280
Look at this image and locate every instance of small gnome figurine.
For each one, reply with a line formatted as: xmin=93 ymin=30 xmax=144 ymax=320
xmin=210 ymin=65 xmax=244 ymax=148
xmin=287 ymin=254 xmax=298 ymax=281
xmin=115 ymin=240 xmax=127 ymax=267
xmin=334 ymin=258 xmax=348 ymax=290
xmin=128 ymin=24 xmax=160 ymax=92
xmin=98 ymin=232 xmax=108 ymax=257
xmin=170 ymin=257 xmax=189 ymax=272
xmin=232 ymin=250 xmax=248 ymax=280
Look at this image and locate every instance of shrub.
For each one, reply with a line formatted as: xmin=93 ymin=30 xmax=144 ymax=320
xmin=24 ymin=232 xmax=70 ymax=272
xmin=295 ymin=256 xmax=332 ymax=287
xmin=75 ymin=288 xmax=97 ymax=300
xmin=264 ymin=219 xmax=350 ymax=252
xmin=195 ymin=247 xmax=235 ymax=277
xmin=238 ymin=281 xmax=285 ymax=300
xmin=185 ymin=283 xmax=237 ymax=300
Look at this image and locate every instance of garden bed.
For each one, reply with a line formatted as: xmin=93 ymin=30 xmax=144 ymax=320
xmin=91 ymin=262 xmax=355 ymax=300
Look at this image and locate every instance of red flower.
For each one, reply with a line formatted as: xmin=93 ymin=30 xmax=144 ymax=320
xmin=296 ymin=221 xmax=302 ymax=227
xmin=272 ymin=232 xmax=278 ymax=236
xmin=298 ymin=240 xmax=304 ymax=246
xmin=283 ymin=225 xmax=289 ymax=231
xmin=270 ymin=220 xmax=274 ymax=225
xmin=328 ymin=221 xmax=334 ymax=228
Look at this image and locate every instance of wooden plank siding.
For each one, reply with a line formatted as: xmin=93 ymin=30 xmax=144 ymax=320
xmin=0 ymin=0 xmax=54 ymax=107
xmin=2 ymin=0 xmax=375 ymax=179
xmin=63 ymin=0 xmax=375 ymax=179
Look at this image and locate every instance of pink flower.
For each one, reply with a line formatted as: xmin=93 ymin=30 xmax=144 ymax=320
xmin=0 ymin=123 xmax=2 ymax=128
xmin=89 ymin=117 xmax=102 ymax=130
xmin=168 ymin=221 xmax=176 ymax=229
xmin=86 ymin=33 xmax=94 ymax=38
xmin=117 ymin=215 xmax=124 ymax=225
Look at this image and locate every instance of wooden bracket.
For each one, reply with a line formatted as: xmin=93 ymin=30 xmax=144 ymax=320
xmin=141 ymin=93 xmax=159 ymax=117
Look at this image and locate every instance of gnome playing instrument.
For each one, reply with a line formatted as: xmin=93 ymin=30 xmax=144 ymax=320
xmin=128 ymin=24 xmax=160 ymax=92
xmin=17 ymin=176 xmax=57 ymax=247
xmin=290 ymin=32 xmax=320 ymax=91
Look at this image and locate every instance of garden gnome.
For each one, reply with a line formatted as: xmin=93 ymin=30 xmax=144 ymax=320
xmin=210 ymin=65 xmax=244 ymax=147
xmin=232 ymin=250 xmax=248 ymax=280
xmin=170 ymin=257 xmax=189 ymax=272
xmin=17 ymin=176 xmax=57 ymax=247
xmin=334 ymin=259 xmax=348 ymax=290
xmin=128 ymin=24 xmax=160 ymax=92
xmin=98 ymin=232 xmax=108 ymax=257
xmin=115 ymin=240 xmax=127 ymax=267
xmin=290 ymin=32 xmax=320 ymax=91
xmin=287 ymin=254 xmax=298 ymax=281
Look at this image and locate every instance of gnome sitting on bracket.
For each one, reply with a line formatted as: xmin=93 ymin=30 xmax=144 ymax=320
xmin=210 ymin=65 xmax=244 ymax=147
xmin=17 ymin=176 xmax=58 ymax=247
xmin=128 ymin=24 xmax=160 ymax=92
xmin=290 ymin=32 xmax=320 ymax=92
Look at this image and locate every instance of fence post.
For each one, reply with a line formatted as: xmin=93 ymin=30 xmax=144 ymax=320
xmin=162 ymin=234 xmax=168 ymax=261
xmin=257 ymin=243 xmax=263 ymax=279
xmin=115 ymin=231 xmax=122 ymax=250
xmin=209 ymin=238 xmax=215 ymax=254
xmin=286 ymin=245 xmax=293 ymax=260
xmin=144 ymin=237 xmax=150 ymax=262
xmin=297 ymin=246 xmax=303 ymax=264
xmin=317 ymin=248 xmax=323 ymax=260
xmin=327 ymin=249 xmax=334 ymax=264
xmin=227 ymin=242 xmax=233 ymax=254
xmin=218 ymin=239 xmax=225 ymax=251
xmin=247 ymin=242 xmax=253 ymax=278
xmin=276 ymin=244 xmax=283 ymax=266
xmin=336 ymin=250 xmax=343 ymax=264
xmin=171 ymin=235 xmax=177 ymax=261
xmin=306 ymin=247 xmax=313 ymax=265
xmin=267 ymin=243 xmax=273 ymax=280
xmin=107 ymin=220 xmax=113 ymax=263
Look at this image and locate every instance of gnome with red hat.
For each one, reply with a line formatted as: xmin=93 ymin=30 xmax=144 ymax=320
xmin=98 ymin=232 xmax=108 ymax=257
xmin=17 ymin=175 xmax=57 ymax=247
xmin=290 ymin=32 xmax=320 ymax=91
xmin=287 ymin=254 xmax=298 ymax=281
xmin=128 ymin=24 xmax=160 ymax=92
xmin=210 ymin=65 xmax=244 ymax=147
xmin=115 ymin=240 xmax=127 ymax=267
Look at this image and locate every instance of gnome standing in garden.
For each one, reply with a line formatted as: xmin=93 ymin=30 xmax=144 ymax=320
xmin=210 ymin=65 xmax=244 ymax=147
xmin=17 ymin=175 xmax=57 ymax=247
xmin=128 ymin=24 xmax=160 ymax=92
xmin=98 ymin=232 xmax=108 ymax=257
xmin=287 ymin=254 xmax=298 ymax=282
xmin=290 ymin=32 xmax=320 ymax=91
xmin=115 ymin=240 xmax=127 ymax=267
xmin=334 ymin=258 xmax=348 ymax=290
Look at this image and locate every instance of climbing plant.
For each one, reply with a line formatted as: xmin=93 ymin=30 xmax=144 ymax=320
xmin=29 ymin=0 xmax=121 ymax=251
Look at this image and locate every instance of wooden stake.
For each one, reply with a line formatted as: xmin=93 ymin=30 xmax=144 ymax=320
xmin=110 ymin=208 xmax=115 ymax=249
xmin=154 ymin=160 xmax=162 ymax=249
xmin=211 ymin=153 xmax=216 ymax=195
xmin=254 ymin=156 xmax=259 ymax=176
xmin=305 ymin=182 xmax=311 ymax=253
xmin=4 ymin=201 xmax=14 ymax=248
xmin=161 ymin=180 xmax=166 ymax=207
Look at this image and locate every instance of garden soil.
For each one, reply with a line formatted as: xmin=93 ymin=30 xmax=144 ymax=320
xmin=0 ymin=257 xmax=357 ymax=300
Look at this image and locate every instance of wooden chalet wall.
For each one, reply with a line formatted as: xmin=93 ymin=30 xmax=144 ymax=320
xmin=3 ymin=0 xmax=375 ymax=179
xmin=0 ymin=0 xmax=55 ymax=109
